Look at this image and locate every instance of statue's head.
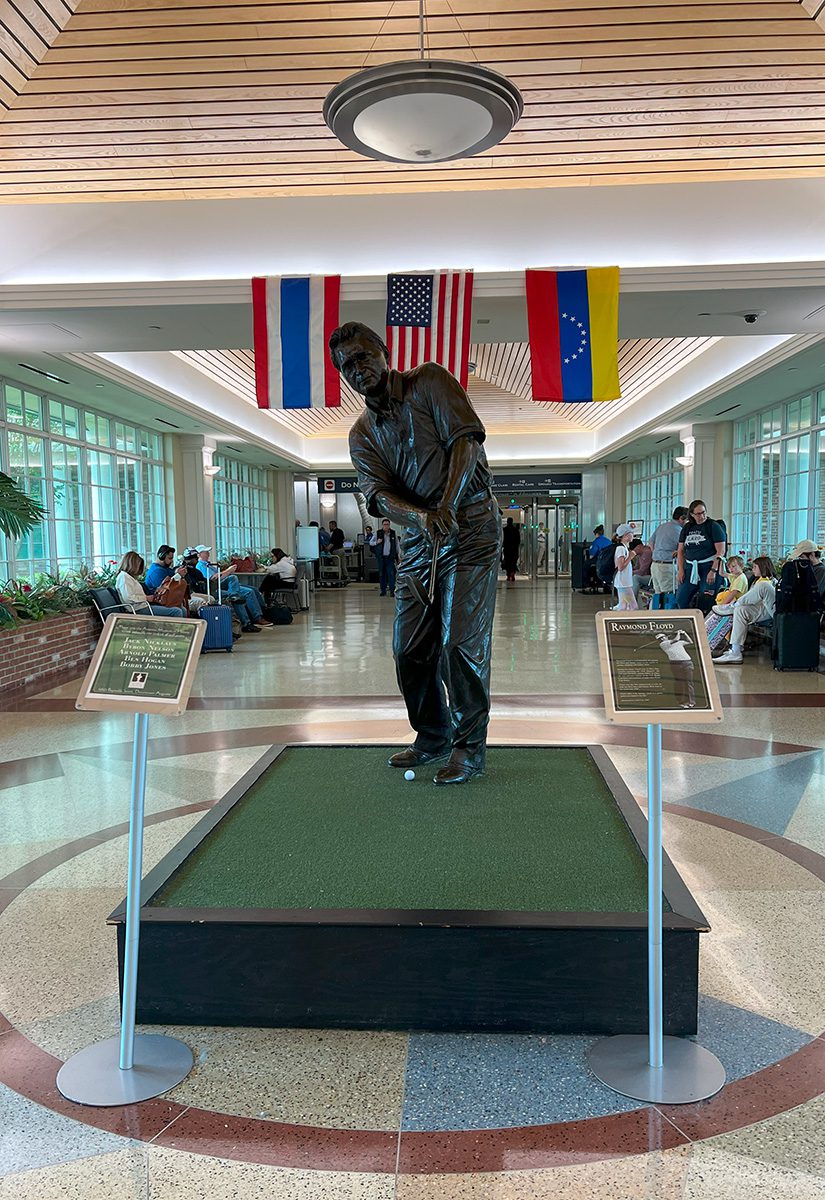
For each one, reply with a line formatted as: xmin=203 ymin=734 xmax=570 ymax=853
xmin=328 ymin=322 xmax=390 ymax=399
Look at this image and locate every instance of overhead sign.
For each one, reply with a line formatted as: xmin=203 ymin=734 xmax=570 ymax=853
xmin=595 ymin=611 xmax=723 ymax=727
xmin=76 ymin=614 xmax=205 ymax=716
xmin=317 ymin=477 xmax=361 ymax=493
xmin=490 ymin=472 xmax=582 ymax=493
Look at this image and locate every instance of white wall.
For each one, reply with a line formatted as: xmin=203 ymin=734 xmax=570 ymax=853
xmin=4 ymin=180 xmax=825 ymax=284
xmin=334 ymin=494 xmax=365 ymax=539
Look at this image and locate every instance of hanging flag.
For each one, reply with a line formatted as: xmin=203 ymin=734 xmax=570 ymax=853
xmin=526 ymin=267 xmax=620 ymax=402
xmin=251 ymin=275 xmax=341 ymax=409
xmin=386 ymin=270 xmax=474 ymax=388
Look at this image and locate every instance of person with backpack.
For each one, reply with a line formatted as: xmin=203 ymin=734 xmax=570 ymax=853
xmin=775 ymin=540 xmax=823 ymax=614
xmin=596 ymin=535 xmax=618 ymax=589
xmin=612 ymin=524 xmax=639 ymax=610
xmin=675 ymin=499 xmax=727 ymax=609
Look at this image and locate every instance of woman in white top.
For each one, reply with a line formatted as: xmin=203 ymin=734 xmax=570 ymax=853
xmin=613 ymin=524 xmax=639 ymax=610
xmin=115 ymin=551 xmax=187 ymax=618
xmin=714 ymin=555 xmax=776 ymax=665
xmin=263 ymin=548 xmax=297 ymax=582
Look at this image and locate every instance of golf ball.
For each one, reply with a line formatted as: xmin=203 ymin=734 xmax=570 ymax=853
xmin=404 ymin=769 xmax=416 ymax=781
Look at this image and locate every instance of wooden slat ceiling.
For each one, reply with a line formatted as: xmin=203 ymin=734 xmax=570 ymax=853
xmin=177 ymin=335 xmax=716 ymax=438
xmin=1 ymin=1 xmax=825 ymax=201
xmin=0 ymin=0 xmax=82 ymax=113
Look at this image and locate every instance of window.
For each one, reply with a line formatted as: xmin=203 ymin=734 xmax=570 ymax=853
xmin=0 ymin=375 xmax=169 ymax=579
xmin=625 ymin=449 xmax=683 ymax=541
xmin=213 ymin=456 xmax=272 ymax=555
xmin=732 ymin=387 xmax=825 ymax=557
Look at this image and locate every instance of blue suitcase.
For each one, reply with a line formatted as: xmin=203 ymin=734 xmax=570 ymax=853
xmin=200 ymin=570 xmax=233 ymax=652
xmin=650 ymin=564 xmax=678 ymax=610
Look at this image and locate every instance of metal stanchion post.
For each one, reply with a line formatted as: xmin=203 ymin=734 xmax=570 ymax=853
xmin=588 ymin=723 xmax=726 ymax=1104
xmin=648 ymin=722 xmax=664 ymax=1072
xmin=57 ymin=713 xmax=193 ymax=1107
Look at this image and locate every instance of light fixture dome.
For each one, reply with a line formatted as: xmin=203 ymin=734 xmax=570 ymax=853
xmin=323 ymin=59 xmax=523 ymax=164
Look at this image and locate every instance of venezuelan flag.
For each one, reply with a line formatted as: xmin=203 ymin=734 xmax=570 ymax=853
xmin=526 ymin=267 xmax=620 ymax=402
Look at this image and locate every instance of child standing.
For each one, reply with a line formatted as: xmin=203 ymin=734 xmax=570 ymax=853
xmin=613 ymin=524 xmax=639 ymax=610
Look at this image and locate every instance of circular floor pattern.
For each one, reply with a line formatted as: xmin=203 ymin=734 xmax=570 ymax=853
xmin=1 ymin=737 xmax=824 ymax=1174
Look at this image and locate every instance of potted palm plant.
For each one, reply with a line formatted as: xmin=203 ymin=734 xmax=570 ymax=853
xmin=0 ymin=472 xmax=47 ymax=626
xmin=0 ymin=471 xmax=46 ymax=541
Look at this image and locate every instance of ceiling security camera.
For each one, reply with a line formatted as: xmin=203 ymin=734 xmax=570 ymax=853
xmin=743 ymin=313 xmax=760 ymax=324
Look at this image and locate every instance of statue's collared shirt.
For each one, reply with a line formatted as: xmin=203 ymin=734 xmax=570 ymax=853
xmin=349 ymin=363 xmax=492 ymax=517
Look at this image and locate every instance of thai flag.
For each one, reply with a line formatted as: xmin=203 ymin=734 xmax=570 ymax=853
xmin=252 ymin=276 xmax=341 ymax=409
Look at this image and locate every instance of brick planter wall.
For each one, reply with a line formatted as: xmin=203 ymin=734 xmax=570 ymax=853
xmin=0 ymin=607 xmax=99 ymax=695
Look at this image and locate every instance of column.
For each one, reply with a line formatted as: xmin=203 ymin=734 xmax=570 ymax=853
xmin=605 ymin=462 xmax=627 ymax=532
xmin=678 ymin=422 xmax=733 ymax=522
xmin=271 ymin=469 xmax=296 ymax=552
xmin=172 ymin=434 xmax=218 ymax=552
xmin=581 ymin=466 xmax=607 ymax=536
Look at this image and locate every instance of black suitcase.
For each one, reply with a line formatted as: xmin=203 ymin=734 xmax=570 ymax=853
xmin=772 ymin=612 xmax=821 ymax=672
xmin=571 ymin=543 xmax=596 ymax=592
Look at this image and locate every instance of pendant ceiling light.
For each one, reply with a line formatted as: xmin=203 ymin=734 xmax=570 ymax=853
xmin=323 ymin=1 xmax=523 ymax=164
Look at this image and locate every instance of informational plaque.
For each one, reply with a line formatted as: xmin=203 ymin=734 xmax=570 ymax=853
xmin=595 ymin=610 xmax=723 ymax=726
xmin=76 ymin=614 xmax=205 ymax=715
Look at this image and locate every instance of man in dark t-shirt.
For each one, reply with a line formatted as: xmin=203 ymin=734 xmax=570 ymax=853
xmin=330 ymin=322 xmax=501 ymax=785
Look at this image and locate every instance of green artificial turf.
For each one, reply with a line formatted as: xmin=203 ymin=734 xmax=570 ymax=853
xmin=152 ymin=747 xmax=654 ymax=914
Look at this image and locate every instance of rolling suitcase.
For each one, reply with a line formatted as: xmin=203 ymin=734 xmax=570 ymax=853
xmin=705 ymin=610 xmax=733 ymax=652
xmin=296 ymin=576 xmax=310 ymax=611
xmin=200 ymin=569 xmax=233 ymax=653
xmin=772 ymin=612 xmax=821 ymax=672
xmin=650 ymin=564 xmax=679 ymax=610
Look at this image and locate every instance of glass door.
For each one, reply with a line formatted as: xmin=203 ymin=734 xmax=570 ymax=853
xmin=535 ymin=507 xmax=553 ymax=577
xmin=555 ymin=503 xmax=578 ymax=577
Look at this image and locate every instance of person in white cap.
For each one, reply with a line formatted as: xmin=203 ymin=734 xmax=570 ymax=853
xmin=787 ymin=539 xmax=821 ymax=563
xmin=194 ymin=546 xmax=268 ymax=632
xmin=613 ymin=524 xmax=639 ymax=610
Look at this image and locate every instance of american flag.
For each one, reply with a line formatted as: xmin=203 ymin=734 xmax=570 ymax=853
xmin=386 ymin=270 xmax=474 ymax=388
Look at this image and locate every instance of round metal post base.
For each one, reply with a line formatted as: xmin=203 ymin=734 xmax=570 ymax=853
xmin=588 ymin=1035 xmax=726 ymax=1104
xmin=56 ymin=1034 xmax=193 ymax=1107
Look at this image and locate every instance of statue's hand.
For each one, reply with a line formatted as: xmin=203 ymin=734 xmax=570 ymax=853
xmin=429 ymin=508 xmax=460 ymax=542
xmin=421 ymin=507 xmax=458 ymax=542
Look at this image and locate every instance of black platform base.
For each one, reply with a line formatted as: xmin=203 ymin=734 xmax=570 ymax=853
xmin=110 ymin=746 xmax=707 ymax=1034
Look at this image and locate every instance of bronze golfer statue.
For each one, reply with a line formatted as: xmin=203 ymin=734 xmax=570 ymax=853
xmin=329 ymin=323 xmax=501 ymax=784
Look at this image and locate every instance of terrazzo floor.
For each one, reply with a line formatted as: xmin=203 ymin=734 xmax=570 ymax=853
xmin=1 ymin=580 xmax=824 ymax=1197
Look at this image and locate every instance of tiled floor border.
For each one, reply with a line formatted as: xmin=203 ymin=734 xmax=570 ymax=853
xmin=0 ymin=756 xmax=824 ymax=1173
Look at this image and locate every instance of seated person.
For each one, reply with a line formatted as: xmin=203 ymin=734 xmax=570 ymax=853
xmin=630 ymin=538 xmax=653 ymax=596
xmin=142 ymin=542 xmax=203 ymax=614
xmin=115 ymin=551 xmax=187 ymax=618
xmin=714 ymin=555 xmax=776 ymax=666
xmin=589 ymin=525 xmax=611 ymax=559
xmin=194 ymin=545 xmax=268 ymax=631
xmin=813 ymin=548 xmax=825 ymax=602
xmin=715 ymin=555 xmax=748 ymax=604
xmin=144 ymin=544 xmax=183 ymax=593
xmin=177 ymin=549 xmax=213 ymax=615
xmin=261 ymin=548 xmax=297 ymax=601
